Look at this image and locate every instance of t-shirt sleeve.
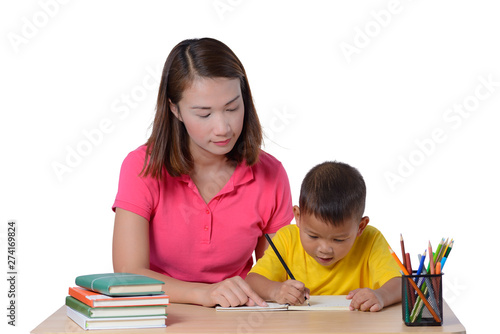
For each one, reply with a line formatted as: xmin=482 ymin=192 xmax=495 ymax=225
xmin=249 ymin=227 xmax=290 ymax=282
xmin=112 ymin=149 xmax=159 ymax=221
xmin=262 ymin=161 xmax=294 ymax=234
xmin=368 ymin=231 xmax=402 ymax=289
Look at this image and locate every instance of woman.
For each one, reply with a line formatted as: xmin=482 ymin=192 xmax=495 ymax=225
xmin=112 ymin=38 xmax=293 ymax=307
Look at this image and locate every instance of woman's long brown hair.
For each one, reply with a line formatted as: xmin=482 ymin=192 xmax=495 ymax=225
xmin=141 ymin=38 xmax=262 ymax=179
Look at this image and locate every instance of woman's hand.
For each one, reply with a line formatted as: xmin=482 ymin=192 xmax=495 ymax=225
xmin=203 ymin=276 xmax=268 ymax=308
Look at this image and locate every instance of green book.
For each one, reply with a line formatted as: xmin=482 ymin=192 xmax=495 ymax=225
xmin=65 ymin=296 xmax=168 ymax=318
xmin=75 ymin=273 xmax=164 ymax=296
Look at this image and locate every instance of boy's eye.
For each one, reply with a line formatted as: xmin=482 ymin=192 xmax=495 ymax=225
xmin=334 ymin=239 xmax=346 ymax=243
xmin=308 ymin=235 xmax=318 ymax=239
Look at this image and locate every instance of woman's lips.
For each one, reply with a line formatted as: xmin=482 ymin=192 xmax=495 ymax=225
xmin=213 ymin=139 xmax=231 ymax=146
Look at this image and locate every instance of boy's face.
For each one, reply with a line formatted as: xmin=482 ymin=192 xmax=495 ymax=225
xmin=293 ymin=206 xmax=369 ymax=267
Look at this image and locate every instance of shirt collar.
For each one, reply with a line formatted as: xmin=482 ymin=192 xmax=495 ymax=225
xmin=177 ymin=162 xmax=255 ymax=195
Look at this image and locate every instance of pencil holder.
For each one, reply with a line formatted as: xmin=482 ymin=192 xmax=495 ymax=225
xmin=401 ymin=272 xmax=443 ymax=326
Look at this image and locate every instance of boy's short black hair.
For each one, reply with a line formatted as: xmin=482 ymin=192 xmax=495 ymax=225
xmin=299 ymin=161 xmax=366 ymax=226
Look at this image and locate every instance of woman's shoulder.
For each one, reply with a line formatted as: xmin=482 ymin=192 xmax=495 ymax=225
xmin=121 ymin=145 xmax=148 ymax=165
xmin=256 ymin=150 xmax=281 ymax=165
xmin=119 ymin=145 xmax=149 ymax=175
xmin=124 ymin=145 xmax=148 ymax=160
xmin=251 ymin=150 xmax=285 ymax=172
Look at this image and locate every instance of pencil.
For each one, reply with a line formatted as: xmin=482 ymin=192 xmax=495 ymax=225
xmin=436 ymin=261 xmax=442 ymax=275
xmin=400 ymin=234 xmax=407 ymax=269
xmin=416 ymin=250 xmax=427 ymax=275
xmin=436 ymin=238 xmax=449 ymax=264
xmin=433 ymin=238 xmax=444 ymax=264
xmin=428 ymin=241 xmax=435 ymax=275
xmin=264 ymin=234 xmax=310 ymax=306
xmin=389 ymin=247 xmax=441 ymax=323
xmin=444 ymin=239 xmax=454 ymax=258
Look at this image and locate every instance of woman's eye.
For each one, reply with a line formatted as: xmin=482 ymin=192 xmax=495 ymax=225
xmin=199 ymin=114 xmax=210 ymax=118
xmin=227 ymin=105 xmax=239 ymax=112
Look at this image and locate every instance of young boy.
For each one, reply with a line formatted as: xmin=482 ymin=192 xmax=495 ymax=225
xmin=246 ymin=161 xmax=401 ymax=312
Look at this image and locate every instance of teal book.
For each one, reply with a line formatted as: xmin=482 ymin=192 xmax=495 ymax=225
xmin=65 ymin=296 xmax=168 ymax=318
xmin=75 ymin=273 xmax=164 ymax=296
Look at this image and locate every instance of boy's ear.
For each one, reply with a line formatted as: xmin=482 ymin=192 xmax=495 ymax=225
xmin=169 ymin=99 xmax=182 ymax=121
xmin=293 ymin=206 xmax=301 ymax=227
xmin=356 ymin=216 xmax=370 ymax=237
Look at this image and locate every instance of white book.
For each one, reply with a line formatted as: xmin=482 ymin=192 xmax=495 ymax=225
xmin=66 ymin=306 xmax=167 ymax=330
xmin=216 ymin=295 xmax=351 ymax=311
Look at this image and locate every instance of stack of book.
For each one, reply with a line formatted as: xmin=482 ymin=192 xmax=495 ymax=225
xmin=66 ymin=273 xmax=169 ymax=330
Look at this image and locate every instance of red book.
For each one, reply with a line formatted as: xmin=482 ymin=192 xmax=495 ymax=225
xmin=68 ymin=287 xmax=170 ymax=308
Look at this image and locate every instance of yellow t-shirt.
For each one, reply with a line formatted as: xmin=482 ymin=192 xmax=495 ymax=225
xmin=249 ymin=225 xmax=401 ymax=295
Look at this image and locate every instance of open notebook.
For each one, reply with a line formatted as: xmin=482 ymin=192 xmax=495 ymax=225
xmin=216 ymin=295 xmax=351 ymax=311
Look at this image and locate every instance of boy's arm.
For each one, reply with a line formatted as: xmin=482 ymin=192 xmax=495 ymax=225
xmin=246 ymin=273 xmax=309 ymax=305
xmin=375 ymin=277 xmax=401 ymax=307
xmin=347 ymin=277 xmax=401 ymax=312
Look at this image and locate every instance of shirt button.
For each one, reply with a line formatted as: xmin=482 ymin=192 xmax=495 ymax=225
xmin=205 ymin=210 xmax=210 ymax=214
xmin=204 ymin=226 xmax=209 ymax=231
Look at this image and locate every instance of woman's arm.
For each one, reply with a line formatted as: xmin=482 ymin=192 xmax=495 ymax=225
xmin=254 ymin=233 xmax=274 ymax=260
xmin=112 ymin=208 xmax=266 ymax=307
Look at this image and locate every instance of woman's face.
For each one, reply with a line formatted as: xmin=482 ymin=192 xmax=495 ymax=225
xmin=171 ymin=77 xmax=244 ymax=160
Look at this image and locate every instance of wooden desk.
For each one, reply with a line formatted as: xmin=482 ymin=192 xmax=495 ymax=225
xmin=31 ymin=302 xmax=465 ymax=334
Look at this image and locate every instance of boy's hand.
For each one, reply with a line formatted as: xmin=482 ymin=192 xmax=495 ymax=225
xmin=346 ymin=288 xmax=384 ymax=312
xmin=272 ymin=279 xmax=310 ymax=305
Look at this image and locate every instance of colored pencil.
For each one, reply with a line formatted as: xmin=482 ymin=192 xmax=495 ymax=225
xmin=400 ymin=234 xmax=407 ymax=269
xmin=433 ymin=238 xmax=444 ymax=264
xmin=436 ymin=238 xmax=449 ymax=263
xmin=405 ymin=253 xmax=412 ymax=274
xmin=389 ymin=247 xmax=441 ymax=323
xmin=444 ymin=239 xmax=454 ymax=258
xmin=416 ymin=250 xmax=427 ymax=275
xmin=428 ymin=241 xmax=435 ymax=275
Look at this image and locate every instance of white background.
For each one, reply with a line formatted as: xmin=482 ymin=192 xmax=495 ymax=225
xmin=1 ymin=0 xmax=499 ymax=333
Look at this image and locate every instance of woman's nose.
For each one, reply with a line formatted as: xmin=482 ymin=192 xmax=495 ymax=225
xmin=213 ymin=114 xmax=230 ymax=135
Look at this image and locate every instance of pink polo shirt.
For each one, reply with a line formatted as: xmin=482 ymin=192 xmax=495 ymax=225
xmin=112 ymin=146 xmax=293 ymax=284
